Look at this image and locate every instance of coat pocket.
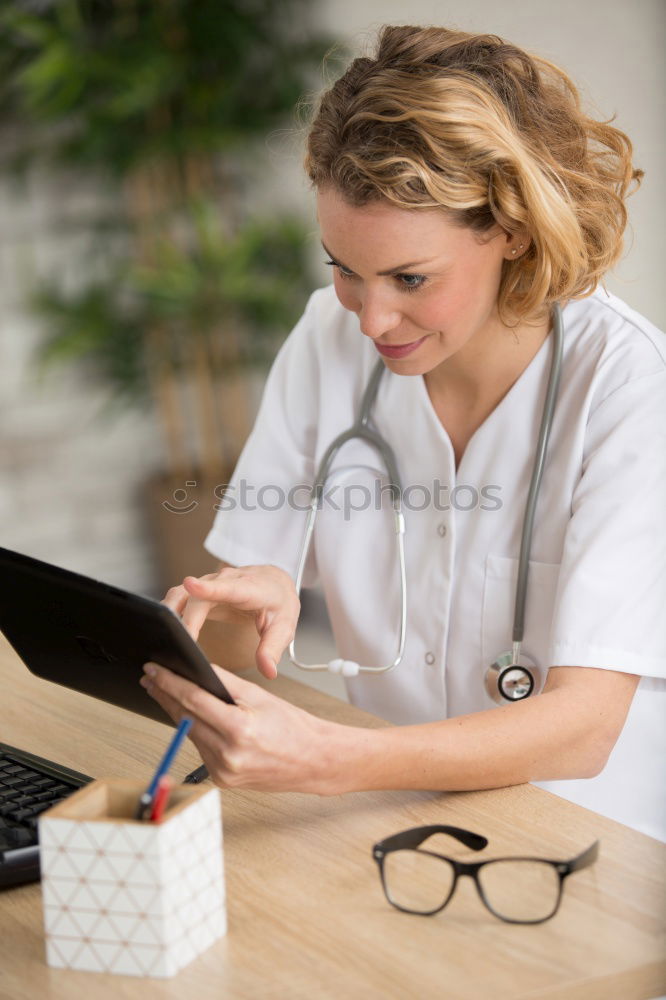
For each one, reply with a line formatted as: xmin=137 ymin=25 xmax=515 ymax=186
xmin=481 ymin=554 xmax=561 ymax=679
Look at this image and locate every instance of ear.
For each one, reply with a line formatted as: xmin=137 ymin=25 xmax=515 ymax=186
xmin=504 ymin=233 xmax=531 ymax=260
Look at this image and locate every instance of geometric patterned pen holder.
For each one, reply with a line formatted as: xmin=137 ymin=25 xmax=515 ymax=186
xmin=38 ymin=779 xmax=226 ymax=978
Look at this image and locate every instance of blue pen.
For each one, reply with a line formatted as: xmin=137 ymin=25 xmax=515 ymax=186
xmin=147 ymin=717 xmax=193 ymax=797
xmin=134 ymin=717 xmax=193 ymax=820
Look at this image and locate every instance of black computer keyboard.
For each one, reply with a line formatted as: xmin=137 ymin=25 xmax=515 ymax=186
xmin=0 ymin=743 xmax=92 ymax=888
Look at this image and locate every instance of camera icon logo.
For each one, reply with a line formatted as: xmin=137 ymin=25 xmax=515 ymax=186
xmin=162 ymin=481 xmax=199 ymax=514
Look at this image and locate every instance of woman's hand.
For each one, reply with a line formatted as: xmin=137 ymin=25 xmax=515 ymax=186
xmin=140 ymin=660 xmax=339 ymax=794
xmin=162 ymin=564 xmax=300 ymax=679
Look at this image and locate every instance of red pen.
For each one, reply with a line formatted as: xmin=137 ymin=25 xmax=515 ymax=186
xmin=150 ymin=775 xmax=173 ymax=823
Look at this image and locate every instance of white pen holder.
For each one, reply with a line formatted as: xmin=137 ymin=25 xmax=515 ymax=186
xmin=38 ymin=778 xmax=226 ymax=978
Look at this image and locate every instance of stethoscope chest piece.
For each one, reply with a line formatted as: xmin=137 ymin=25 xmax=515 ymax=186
xmin=485 ymin=650 xmax=542 ymax=704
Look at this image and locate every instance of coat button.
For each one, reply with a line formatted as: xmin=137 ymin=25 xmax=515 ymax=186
xmin=425 ymin=652 xmax=435 ymax=665
xmin=437 ymin=523 xmax=447 ymax=537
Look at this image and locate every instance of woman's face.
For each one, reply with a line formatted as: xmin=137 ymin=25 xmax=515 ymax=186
xmin=316 ymin=186 xmax=526 ymax=378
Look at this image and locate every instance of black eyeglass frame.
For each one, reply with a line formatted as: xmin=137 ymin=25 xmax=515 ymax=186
xmin=372 ymin=825 xmax=599 ymax=925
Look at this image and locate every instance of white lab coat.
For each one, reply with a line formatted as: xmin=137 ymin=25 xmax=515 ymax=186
xmin=205 ymin=284 xmax=666 ymax=841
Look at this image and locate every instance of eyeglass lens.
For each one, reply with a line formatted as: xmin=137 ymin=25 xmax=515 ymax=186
xmin=383 ymin=850 xmax=562 ymax=922
xmin=477 ymin=860 xmax=561 ymax=922
xmin=383 ymin=850 xmax=455 ymax=913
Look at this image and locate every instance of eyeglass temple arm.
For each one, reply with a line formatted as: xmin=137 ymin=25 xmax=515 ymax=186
xmin=374 ymin=825 xmax=488 ymax=854
xmin=564 ymin=839 xmax=600 ymax=874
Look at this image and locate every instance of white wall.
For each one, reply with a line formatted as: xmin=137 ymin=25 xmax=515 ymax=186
xmin=0 ymin=167 xmax=164 ymax=594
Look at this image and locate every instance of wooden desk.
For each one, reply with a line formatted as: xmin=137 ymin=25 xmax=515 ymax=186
xmin=1 ymin=634 xmax=664 ymax=1000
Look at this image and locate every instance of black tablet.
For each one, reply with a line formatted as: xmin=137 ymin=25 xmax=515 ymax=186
xmin=0 ymin=546 xmax=235 ymax=724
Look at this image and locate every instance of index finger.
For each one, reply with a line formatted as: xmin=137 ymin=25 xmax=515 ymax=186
xmin=179 ymin=594 xmax=217 ymax=640
xmin=179 ymin=572 xmax=260 ymax=637
xmin=161 ymin=584 xmax=190 ymax=616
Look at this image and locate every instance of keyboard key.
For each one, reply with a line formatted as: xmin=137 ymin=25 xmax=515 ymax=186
xmin=10 ymin=797 xmax=34 ymax=810
xmin=5 ymin=800 xmax=39 ymax=819
xmin=29 ymin=802 xmax=54 ymax=818
xmin=31 ymin=777 xmax=55 ymax=789
xmin=32 ymin=791 xmax=58 ymax=803
xmin=1 ymin=777 xmax=25 ymax=788
xmin=17 ymin=784 xmax=41 ymax=797
xmin=8 ymin=808 xmax=35 ymax=823
xmin=50 ymin=784 xmax=75 ymax=797
xmin=21 ymin=768 xmax=41 ymax=779
xmin=0 ymin=789 xmax=21 ymax=802
xmin=3 ymin=826 xmax=34 ymax=848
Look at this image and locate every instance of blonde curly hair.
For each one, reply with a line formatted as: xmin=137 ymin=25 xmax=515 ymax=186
xmin=304 ymin=24 xmax=644 ymax=325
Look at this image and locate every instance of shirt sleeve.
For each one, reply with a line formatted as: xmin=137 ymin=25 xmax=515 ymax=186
xmin=548 ymin=369 xmax=666 ymax=678
xmin=203 ymin=291 xmax=321 ymax=585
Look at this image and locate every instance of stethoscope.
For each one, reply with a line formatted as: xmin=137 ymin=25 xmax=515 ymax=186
xmin=288 ymin=303 xmax=564 ymax=703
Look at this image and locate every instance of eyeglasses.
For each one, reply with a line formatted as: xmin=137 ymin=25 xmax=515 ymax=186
xmin=372 ymin=825 xmax=599 ymax=925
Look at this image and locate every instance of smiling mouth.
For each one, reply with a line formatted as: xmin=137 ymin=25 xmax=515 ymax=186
xmin=374 ymin=336 xmax=428 ymax=358
xmin=376 ymin=339 xmax=418 ymax=348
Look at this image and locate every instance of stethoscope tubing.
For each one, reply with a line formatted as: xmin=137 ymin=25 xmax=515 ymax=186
xmin=511 ymin=303 xmax=564 ymax=652
xmin=289 ymin=302 xmax=564 ymax=682
xmin=289 ymin=361 xmax=407 ymax=673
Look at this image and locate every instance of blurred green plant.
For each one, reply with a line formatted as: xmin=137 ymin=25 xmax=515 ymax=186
xmin=0 ymin=0 xmax=330 ymax=172
xmin=34 ymin=210 xmax=314 ymax=403
xmin=0 ymin=0 xmax=337 ymax=475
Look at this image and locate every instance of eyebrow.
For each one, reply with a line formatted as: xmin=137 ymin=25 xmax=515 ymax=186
xmin=320 ymin=241 xmax=439 ymax=275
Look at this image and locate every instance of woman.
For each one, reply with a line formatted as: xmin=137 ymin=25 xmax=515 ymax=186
xmin=140 ymin=25 xmax=665 ymax=840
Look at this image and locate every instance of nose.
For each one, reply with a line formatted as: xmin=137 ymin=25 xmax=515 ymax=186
xmin=356 ymin=287 xmax=401 ymax=340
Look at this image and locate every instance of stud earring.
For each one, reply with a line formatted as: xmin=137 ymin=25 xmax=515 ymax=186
xmin=511 ymin=243 xmax=526 ymax=256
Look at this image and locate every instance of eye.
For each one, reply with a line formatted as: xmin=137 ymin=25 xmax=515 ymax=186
xmin=397 ymin=273 xmax=427 ymax=292
xmin=324 ymin=258 xmax=355 ymax=279
xmin=324 ymin=258 xmax=428 ymax=292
